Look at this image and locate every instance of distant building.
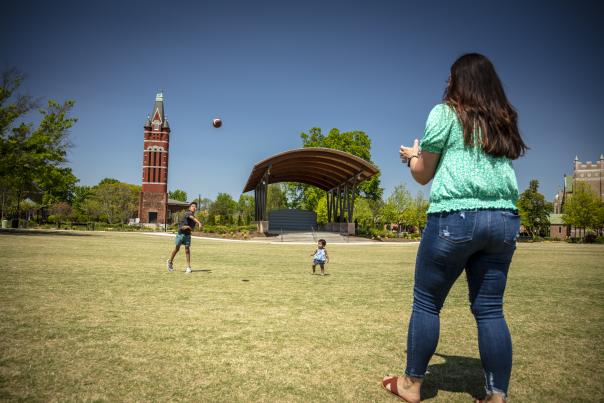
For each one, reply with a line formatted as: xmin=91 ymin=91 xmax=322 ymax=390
xmin=552 ymin=154 xmax=604 ymax=238
xmin=549 ymin=213 xmax=570 ymax=240
xmin=138 ymin=92 xmax=170 ymax=225
xmin=553 ymin=154 xmax=604 ymax=214
xmin=137 ymin=92 xmax=189 ymax=226
xmin=167 ymin=199 xmax=191 ymax=224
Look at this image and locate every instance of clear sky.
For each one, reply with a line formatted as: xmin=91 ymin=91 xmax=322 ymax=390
xmin=2 ymin=0 xmax=603 ymax=202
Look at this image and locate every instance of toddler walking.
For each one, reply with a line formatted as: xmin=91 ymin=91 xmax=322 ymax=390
xmin=310 ymin=239 xmax=329 ymax=276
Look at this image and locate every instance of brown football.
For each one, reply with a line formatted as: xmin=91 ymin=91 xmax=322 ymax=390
xmin=212 ymin=118 xmax=222 ymax=128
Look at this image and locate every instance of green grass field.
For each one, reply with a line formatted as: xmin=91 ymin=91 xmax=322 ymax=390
xmin=0 ymin=230 xmax=602 ymax=402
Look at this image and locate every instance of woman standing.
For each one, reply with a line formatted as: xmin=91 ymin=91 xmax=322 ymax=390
xmin=382 ymin=53 xmax=527 ymax=403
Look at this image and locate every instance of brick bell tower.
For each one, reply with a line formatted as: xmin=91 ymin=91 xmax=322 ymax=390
xmin=139 ymin=92 xmax=170 ymax=224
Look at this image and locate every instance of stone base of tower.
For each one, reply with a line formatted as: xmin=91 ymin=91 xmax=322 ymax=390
xmin=139 ymin=191 xmax=168 ymax=224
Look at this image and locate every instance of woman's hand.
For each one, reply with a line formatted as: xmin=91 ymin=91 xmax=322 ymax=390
xmin=400 ymin=139 xmax=420 ymax=163
xmin=399 ymin=139 xmax=441 ymax=185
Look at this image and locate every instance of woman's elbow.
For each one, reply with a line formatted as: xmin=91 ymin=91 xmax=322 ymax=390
xmin=416 ymin=177 xmax=432 ymax=186
xmin=411 ymin=171 xmax=432 ymax=185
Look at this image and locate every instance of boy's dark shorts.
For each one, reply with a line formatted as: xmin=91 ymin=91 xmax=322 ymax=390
xmin=175 ymin=232 xmax=191 ymax=247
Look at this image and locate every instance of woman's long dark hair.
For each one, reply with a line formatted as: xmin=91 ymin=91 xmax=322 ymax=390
xmin=444 ymin=53 xmax=527 ymax=159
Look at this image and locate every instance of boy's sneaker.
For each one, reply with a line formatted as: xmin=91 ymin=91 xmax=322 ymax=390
xmin=166 ymin=260 xmax=173 ymax=272
xmin=185 ymin=267 xmax=192 ymax=274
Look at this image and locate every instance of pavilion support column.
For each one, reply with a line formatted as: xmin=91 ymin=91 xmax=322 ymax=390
xmin=348 ymin=177 xmax=357 ymax=223
xmin=349 ymin=181 xmax=356 ymax=223
xmin=346 ymin=178 xmax=357 ymax=235
xmin=345 ymin=183 xmax=351 ymax=223
xmin=326 ymin=190 xmax=332 ymax=224
xmin=255 ymin=168 xmax=270 ymax=233
xmin=333 ymin=186 xmax=340 ymax=222
xmin=339 ymin=185 xmax=345 ymax=229
xmin=331 ymin=188 xmax=338 ymax=231
xmin=331 ymin=187 xmax=336 ymax=224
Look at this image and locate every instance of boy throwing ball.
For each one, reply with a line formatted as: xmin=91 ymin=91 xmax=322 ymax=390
xmin=310 ymin=239 xmax=329 ymax=276
xmin=167 ymin=201 xmax=203 ymax=273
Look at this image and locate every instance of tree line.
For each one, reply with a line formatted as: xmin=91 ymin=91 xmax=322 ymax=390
xmin=3 ymin=69 xmax=601 ymax=237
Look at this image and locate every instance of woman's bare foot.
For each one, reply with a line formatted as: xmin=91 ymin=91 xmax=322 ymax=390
xmin=382 ymin=375 xmax=422 ymax=403
xmin=475 ymin=393 xmax=506 ymax=403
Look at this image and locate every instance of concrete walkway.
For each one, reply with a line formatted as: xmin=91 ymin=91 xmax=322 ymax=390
xmin=267 ymin=231 xmax=375 ymax=243
xmin=143 ymin=230 xmax=419 ymax=245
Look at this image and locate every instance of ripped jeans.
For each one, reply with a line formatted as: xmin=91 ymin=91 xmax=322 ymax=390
xmin=405 ymin=209 xmax=520 ymax=398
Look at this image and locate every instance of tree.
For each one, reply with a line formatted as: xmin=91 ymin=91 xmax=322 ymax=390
xmin=562 ymin=181 xmax=604 ymax=236
xmin=71 ymin=185 xmax=92 ymax=222
xmin=21 ymin=198 xmax=39 ymax=221
xmin=391 ymin=183 xmax=413 ymax=229
xmin=389 ymin=184 xmax=412 ymax=211
xmin=48 ymin=201 xmax=72 ymax=224
xmin=316 ymin=195 xmax=328 ymax=225
xmin=367 ymin=198 xmax=385 ymax=228
xmin=402 ymin=192 xmax=429 ymax=233
xmin=287 ymin=126 xmax=383 ymax=210
xmin=379 ymin=184 xmax=413 ymax=231
xmin=191 ymin=196 xmax=213 ymax=225
xmin=0 ymin=69 xmax=78 ymax=220
xmin=98 ymin=178 xmax=120 ymax=186
xmin=353 ymin=198 xmax=374 ymax=230
xmin=413 ymin=192 xmax=429 ymax=232
xmin=209 ymin=193 xmax=237 ymax=225
xmin=267 ymin=184 xmax=288 ymax=211
xmin=237 ymin=194 xmax=255 ymax=225
xmin=92 ymin=181 xmax=139 ymax=224
xmin=192 ymin=197 xmax=212 ymax=211
xmin=517 ymin=179 xmax=553 ymax=238
xmin=37 ymin=165 xmax=78 ymax=205
xmin=380 ymin=201 xmax=398 ymax=227
xmin=169 ymin=189 xmax=187 ymax=202
xmin=287 ymin=184 xmax=323 ymax=211
xmin=80 ymin=197 xmax=102 ymax=222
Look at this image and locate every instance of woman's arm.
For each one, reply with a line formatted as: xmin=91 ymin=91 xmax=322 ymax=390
xmin=400 ymin=139 xmax=441 ymax=185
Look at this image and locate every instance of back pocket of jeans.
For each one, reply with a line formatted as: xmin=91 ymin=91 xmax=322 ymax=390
xmin=438 ymin=211 xmax=476 ymax=243
xmin=503 ymin=211 xmax=520 ymax=246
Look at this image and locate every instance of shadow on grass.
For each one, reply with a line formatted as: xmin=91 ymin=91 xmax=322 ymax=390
xmin=0 ymin=229 xmax=93 ymax=237
xmin=421 ymin=353 xmax=485 ymax=401
xmin=190 ymin=269 xmax=212 ymax=273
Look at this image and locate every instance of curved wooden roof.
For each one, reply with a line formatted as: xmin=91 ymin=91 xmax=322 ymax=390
xmin=243 ymin=148 xmax=380 ymax=192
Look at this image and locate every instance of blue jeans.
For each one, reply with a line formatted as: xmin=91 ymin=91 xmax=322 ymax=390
xmin=405 ymin=209 xmax=520 ymax=398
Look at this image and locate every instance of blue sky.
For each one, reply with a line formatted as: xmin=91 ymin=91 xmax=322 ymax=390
xmin=2 ymin=0 xmax=603 ymax=202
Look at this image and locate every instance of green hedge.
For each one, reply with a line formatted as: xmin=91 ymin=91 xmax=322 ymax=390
xmin=360 ymin=228 xmax=421 ymax=240
xmin=200 ymin=224 xmax=257 ymax=234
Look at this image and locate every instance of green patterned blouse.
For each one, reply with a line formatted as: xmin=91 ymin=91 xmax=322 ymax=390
xmin=420 ymin=103 xmax=519 ymax=214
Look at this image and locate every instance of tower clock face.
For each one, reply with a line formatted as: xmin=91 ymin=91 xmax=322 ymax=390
xmin=153 ymin=122 xmax=160 ymax=131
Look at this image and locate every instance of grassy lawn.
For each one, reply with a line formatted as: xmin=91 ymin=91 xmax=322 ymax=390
xmin=0 ymin=230 xmax=602 ymax=402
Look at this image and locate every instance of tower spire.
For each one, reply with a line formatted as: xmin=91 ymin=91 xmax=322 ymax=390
xmin=150 ymin=91 xmax=165 ymax=129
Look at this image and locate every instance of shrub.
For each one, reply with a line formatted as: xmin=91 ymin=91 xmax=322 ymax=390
xmin=584 ymin=232 xmax=597 ymax=244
